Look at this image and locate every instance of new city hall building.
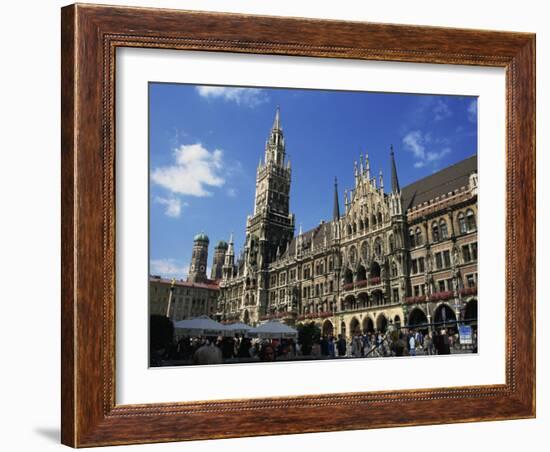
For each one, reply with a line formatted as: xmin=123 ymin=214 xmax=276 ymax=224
xmin=154 ymin=108 xmax=479 ymax=339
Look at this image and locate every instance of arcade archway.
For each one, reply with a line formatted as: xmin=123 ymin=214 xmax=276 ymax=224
xmin=376 ymin=314 xmax=388 ymax=333
xmin=349 ymin=317 xmax=361 ymax=336
xmin=322 ymin=319 xmax=334 ymax=337
xmin=408 ymin=308 xmax=428 ymax=333
xmin=434 ymin=304 xmax=457 ymax=332
xmin=362 ymin=316 xmax=374 ymax=334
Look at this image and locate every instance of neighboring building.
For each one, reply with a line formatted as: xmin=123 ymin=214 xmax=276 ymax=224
xmin=149 ymin=233 xmax=221 ymax=321
xmin=215 ymin=107 xmax=478 ymax=338
xmin=149 ymin=276 xmax=219 ymax=321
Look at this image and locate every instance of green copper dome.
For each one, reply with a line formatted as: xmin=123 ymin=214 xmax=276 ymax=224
xmin=216 ymin=240 xmax=228 ymax=249
xmin=193 ymin=232 xmax=210 ymax=243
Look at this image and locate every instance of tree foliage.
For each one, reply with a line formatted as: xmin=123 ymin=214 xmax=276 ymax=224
xmin=150 ymin=314 xmax=174 ymax=350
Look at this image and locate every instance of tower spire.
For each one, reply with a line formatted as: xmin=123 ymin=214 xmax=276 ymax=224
xmin=390 ymin=144 xmax=400 ymax=193
xmin=265 ymin=106 xmax=285 ymax=167
xmin=273 ymin=105 xmax=281 ymax=130
xmin=333 ymin=177 xmax=340 ymax=221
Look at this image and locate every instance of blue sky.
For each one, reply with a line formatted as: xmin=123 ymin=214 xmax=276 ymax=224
xmin=149 ymin=83 xmax=477 ymax=279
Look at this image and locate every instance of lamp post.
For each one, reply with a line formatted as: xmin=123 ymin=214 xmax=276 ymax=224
xmin=165 ymin=278 xmax=176 ymax=319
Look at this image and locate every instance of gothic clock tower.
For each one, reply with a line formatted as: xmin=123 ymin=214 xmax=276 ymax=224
xmin=246 ymin=107 xmax=295 ymax=267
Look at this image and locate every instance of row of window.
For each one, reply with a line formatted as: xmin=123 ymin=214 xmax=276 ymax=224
xmin=271 ymin=259 xmax=335 ymax=287
xmin=302 ymin=301 xmax=338 ymax=314
xmin=411 ymin=257 xmax=426 ymax=274
xmin=301 ymin=280 xmax=335 ymax=299
xmin=411 ymin=243 xmax=477 ymax=275
xmin=411 ymin=272 xmax=477 ymax=297
xmin=409 ymin=209 xmax=476 ymax=247
xmin=345 ymin=212 xmax=385 ymax=236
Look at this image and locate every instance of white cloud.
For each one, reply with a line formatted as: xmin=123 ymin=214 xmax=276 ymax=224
xmin=468 ymin=99 xmax=478 ymax=123
xmin=227 ymin=188 xmax=237 ymax=198
xmin=403 ymin=131 xmax=451 ymax=169
xmin=433 ymin=99 xmax=452 ymax=121
xmin=150 ymin=259 xmax=189 ymax=278
xmin=151 ymin=143 xmax=225 ymax=197
xmin=154 ymin=196 xmax=186 ymax=218
xmin=403 ymin=130 xmax=425 ymax=160
xmin=426 ymin=148 xmax=451 ymax=162
xmin=196 ymin=86 xmax=268 ymax=107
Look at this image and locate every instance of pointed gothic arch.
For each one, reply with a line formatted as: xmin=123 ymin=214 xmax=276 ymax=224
xmin=394 ymin=315 xmax=402 ymax=329
xmin=343 ymin=268 xmax=353 ymax=285
xmin=356 ymin=264 xmax=367 ymax=282
xmin=322 ymin=319 xmax=334 ymax=337
xmin=370 ymin=261 xmax=381 ymax=278
xmin=362 ymin=316 xmax=374 ymax=334
xmin=349 ymin=317 xmax=361 ymax=336
xmin=376 ymin=314 xmax=388 ymax=333
xmin=434 ymin=303 xmax=457 ymax=326
xmin=408 ymin=308 xmax=428 ymax=328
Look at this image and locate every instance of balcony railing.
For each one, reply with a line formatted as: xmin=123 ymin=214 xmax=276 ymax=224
xmin=404 ymin=295 xmax=427 ymax=304
xmin=260 ymin=311 xmax=297 ymax=321
xmin=297 ymin=311 xmax=334 ymax=321
xmin=428 ymin=290 xmax=454 ymax=302
xmin=355 ymin=279 xmax=368 ymax=289
xmin=343 ymin=278 xmax=380 ymax=292
xmin=343 ymin=282 xmax=354 ymax=291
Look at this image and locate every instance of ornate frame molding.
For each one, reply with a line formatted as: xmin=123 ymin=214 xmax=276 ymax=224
xmin=61 ymin=4 xmax=535 ymax=447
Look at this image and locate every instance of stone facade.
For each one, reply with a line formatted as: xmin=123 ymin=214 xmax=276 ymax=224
xmin=212 ymin=108 xmax=476 ymax=338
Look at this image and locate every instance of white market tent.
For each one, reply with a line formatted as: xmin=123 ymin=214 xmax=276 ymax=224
xmin=248 ymin=320 xmax=298 ymax=339
xmin=173 ymin=316 xmax=226 ymax=336
xmin=223 ymin=322 xmax=253 ymax=335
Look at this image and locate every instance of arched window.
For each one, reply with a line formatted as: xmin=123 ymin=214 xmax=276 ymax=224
xmin=457 ymin=212 xmax=466 ymax=234
xmin=378 ymin=212 xmax=383 ymax=224
xmin=391 ymin=262 xmax=398 ymax=277
xmin=365 ymin=217 xmax=369 ymax=229
xmin=409 ymin=229 xmax=416 ymax=247
xmin=374 ymin=238 xmax=383 ymax=257
xmin=415 ymin=227 xmax=423 ymax=246
xmin=432 ymin=222 xmax=440 ymax=242
xmin=440 ymin=219 xmax=448 ymax=239
xmin=347 ymin=224 xmax=352 ymax=236
xmin=353 ymin=222 xmax=357 ymax=234
xmin=359 ymin=219 xmax=364 ymax=231
xmin=328 ymin=258 xmax=333 ymax=272
xmin=371 ymin=214 xmax=377 ymax=226
xmin=389 ymin=234 xmax=395 ymax=252
xmin=466 ymin=209 xmax=476 ymax=231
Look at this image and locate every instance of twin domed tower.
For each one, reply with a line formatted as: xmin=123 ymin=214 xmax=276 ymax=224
xmin=186 ymin=233 xmax=228 ymax=283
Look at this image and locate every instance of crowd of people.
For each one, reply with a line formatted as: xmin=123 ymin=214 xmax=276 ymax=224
xmin=151 ymin=327 xmax=476 ymax=366
xmin=151 ymin=334 xmax=299 ymax=366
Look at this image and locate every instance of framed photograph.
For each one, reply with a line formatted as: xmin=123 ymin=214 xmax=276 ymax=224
xmin=61 ymin=3 xmax=535 ymax=447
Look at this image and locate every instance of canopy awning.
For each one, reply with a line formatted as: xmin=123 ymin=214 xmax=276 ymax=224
xmin=223 ymin=322 xmax=253 ymax=334
xmin=248 ymin=320 xmax=298 ymax=339
xmin=173 ymin=316 xmax=226 ymax=336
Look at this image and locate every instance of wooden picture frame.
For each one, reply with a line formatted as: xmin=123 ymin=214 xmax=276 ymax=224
xmin=61 ymin=3 xmax=535 ymax=447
